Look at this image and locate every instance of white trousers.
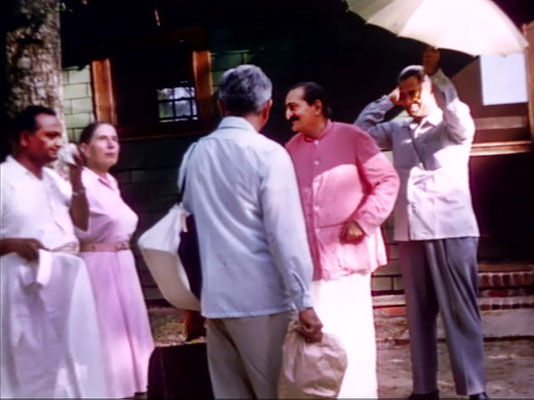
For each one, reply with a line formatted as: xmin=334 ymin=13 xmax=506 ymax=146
xmin=311 ymin=272 xmax=378 ymax=398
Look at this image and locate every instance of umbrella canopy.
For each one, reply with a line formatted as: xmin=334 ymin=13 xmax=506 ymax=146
xmin=347 ymin=0 xmax=528 ymax=56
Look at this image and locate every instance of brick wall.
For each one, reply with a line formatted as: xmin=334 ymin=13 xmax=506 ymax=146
xmin=60 ymin=64 xmax=533 ymax=307
xmin=111 ymin=50 xmax=255 ymax=300
xmin=60 ymin=60 xmax=406 ymax=302
xmin=113 ymin=135 xmax=199 ymax=301
xmin=370 ymin=149 xmax=402 ymax=296
xmin=209 ymin=49 xmax=406 ymax=297
xmin=62 ymin=66 xmax=94 ymax=141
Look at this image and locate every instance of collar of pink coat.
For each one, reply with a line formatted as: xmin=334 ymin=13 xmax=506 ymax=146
xmin=302 ymin=119 xmax=334 ymax=142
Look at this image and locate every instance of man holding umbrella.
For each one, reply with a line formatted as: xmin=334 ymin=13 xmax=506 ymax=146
xmin=355 ymin=48 xmax=488 ymax=400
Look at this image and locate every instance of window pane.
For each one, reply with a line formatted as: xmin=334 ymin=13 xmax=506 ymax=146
xmin=175 ymin=86 xmax=195 ymax=99
xmin=157 ymin=83 xmax=198 ymax=122
xmin=174 ymin=100 xmax=192 ymax=117
xmin=158 ymin=102 xmax=174 ymax=119
xmin=157 ymin=88 xmax=176 ymax=101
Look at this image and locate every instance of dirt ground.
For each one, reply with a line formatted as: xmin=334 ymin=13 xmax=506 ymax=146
xmin=148 ymin=307 xmax=534 ymax=399
xmin=377 ymin=339 xmax=534 ymax=398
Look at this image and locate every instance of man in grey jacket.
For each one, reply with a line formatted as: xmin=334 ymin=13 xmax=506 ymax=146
xmin=355 ymin=48 xmax=488 ymax=400
xmin=181 ymin=65 xmax=322 ymax=398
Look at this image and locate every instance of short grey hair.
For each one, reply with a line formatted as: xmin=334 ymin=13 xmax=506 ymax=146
xmin=398 ymin=65 xmax=425 ymax=83
xmin=217 ymin=64 xmax=272 ymax=115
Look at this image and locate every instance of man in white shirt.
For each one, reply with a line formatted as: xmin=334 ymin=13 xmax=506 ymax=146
xmin=181 ymin=65 xmax=323 ymax=398
xmin=355 ymin=49 xmax=488 ymax=400
xmin=0 ymin=106 xmax=107 ymax=398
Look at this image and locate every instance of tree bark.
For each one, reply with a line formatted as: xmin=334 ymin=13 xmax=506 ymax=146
xmin=5 ymin=0 xmax=67 ymax=171
xmin=5 ymin=0 xmax=64 ymax=122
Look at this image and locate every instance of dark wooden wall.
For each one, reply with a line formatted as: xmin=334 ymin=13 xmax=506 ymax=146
xmin=57 ymin=0 xmax=534 ymax=299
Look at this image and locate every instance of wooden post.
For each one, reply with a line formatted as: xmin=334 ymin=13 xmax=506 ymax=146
xmin=523 ymin=22 xmax=534 ymax=142
xmin=90 ymin=59 xmax=117 ymax=125
xmin=192 ymin=50 xmax=214 ymax=126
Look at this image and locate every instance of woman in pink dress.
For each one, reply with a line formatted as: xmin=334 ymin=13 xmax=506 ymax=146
xmin=75 ymin=121 xmax=154 ymax=398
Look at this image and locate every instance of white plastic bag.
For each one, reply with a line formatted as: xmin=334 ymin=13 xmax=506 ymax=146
xmin=137 ymin=203 xmax=200 ymax=311
xmin=278 ymin=322 xmax=348 ymax=398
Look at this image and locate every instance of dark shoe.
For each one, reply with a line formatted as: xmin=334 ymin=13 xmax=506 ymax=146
xmin=409 ymin=390 xmax=440 ymax=400
xmin=469 ymin=393 xmax=489 ymax=400
xmin=184 ymin=310 xmax=206 ymax=342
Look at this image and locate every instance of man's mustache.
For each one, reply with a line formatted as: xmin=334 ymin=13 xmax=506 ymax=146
xmin=289 ymin=116 xmax=300 ymax=122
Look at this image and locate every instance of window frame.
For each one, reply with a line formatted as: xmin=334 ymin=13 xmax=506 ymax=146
xmin=90 ymin=28 xmax=215 ymax=140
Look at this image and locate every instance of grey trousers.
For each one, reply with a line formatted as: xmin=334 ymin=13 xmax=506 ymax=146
xmin=399 ymin=237 xmax=486 ymax=396
xmin=206 ymin=311 xmax=295 ymax=399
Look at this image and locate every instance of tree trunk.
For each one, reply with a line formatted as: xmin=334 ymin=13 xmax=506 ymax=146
xmin=5 ymin=0 xmax=66 ymax=170
xmin=5 ymin=0 xmax=64 ymax=122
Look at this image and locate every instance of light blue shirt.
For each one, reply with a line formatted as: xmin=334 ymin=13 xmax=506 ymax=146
xmin=355 ymin=70 xmax=479 ymax=241
xmin=181 ymin=117 xmax=313 ymax=318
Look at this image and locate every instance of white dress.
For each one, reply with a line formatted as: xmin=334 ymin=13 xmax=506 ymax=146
xmin=76 ymin=168 xmax=154 ymax=398
xmin=0 ymin=157 xmax=107 ymax=398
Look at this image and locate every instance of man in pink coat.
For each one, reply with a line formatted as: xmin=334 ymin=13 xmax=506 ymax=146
xmin=285 ymin=82 xmax=400 ymax=398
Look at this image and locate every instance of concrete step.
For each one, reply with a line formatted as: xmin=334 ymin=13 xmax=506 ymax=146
xmin=373 ymin=294 xmax=534 ymax=310
xmin=373 ymin=294 xmax=534 ymax=342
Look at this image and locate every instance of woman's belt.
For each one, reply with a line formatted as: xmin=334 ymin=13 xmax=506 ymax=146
xmin=50 ymin=242 xmax=80 ymax=255
xmin=80 ymin=241 xmax=131 ymax=252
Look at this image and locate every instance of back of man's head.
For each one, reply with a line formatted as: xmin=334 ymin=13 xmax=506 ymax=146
xmin=11 ymin=105 xmax=56 ymax=143
xmin=217 ymin=65 xmax=272 ymax=116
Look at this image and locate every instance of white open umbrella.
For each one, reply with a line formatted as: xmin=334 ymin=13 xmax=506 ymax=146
xmin=347 ymin=0 xmax=528 ymax=56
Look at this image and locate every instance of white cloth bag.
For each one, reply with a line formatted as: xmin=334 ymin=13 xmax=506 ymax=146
xmin=278 ymin=322 xmax=348 ymax=398
xmin=137 ymin=203 xmax=200 ymax=311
